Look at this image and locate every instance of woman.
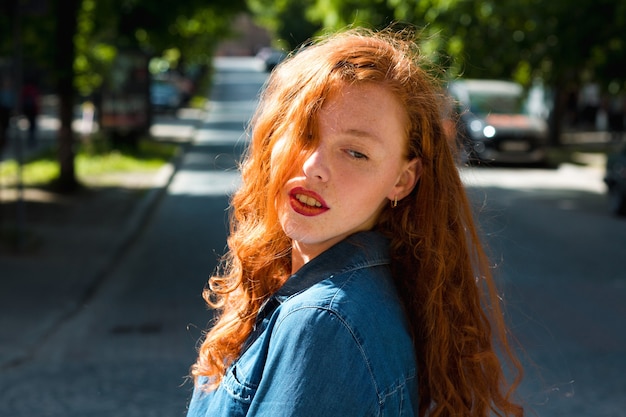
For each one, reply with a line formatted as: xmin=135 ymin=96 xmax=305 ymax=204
xmin=187 ymin=27 xmax=523 ymax=417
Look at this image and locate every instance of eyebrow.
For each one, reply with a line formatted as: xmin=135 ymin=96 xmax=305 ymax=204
xmin=340 ymin=128 xmax=384 ymax=144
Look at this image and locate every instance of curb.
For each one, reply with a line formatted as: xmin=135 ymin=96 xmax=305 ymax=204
xmin=74 ymin=119 xmax=198 ymax=306
xmin=0 ymin=113 xmax=201 ymax=370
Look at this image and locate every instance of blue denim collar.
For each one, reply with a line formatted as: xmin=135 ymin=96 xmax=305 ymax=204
xmin=248 ymin=231 xmax=390 ymax=350
xmin=275 ymin=231 xmax=390 ymax=299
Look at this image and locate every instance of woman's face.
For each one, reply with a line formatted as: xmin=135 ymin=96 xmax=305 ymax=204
xmin=273 ymin=82 xmax=421 ymax=268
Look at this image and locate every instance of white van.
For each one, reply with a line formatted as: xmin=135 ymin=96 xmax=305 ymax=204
xmin=449 ymin=79 xmax=549 ymax=164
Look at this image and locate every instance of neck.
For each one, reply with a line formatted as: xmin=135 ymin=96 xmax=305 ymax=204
xmin=290 ymin=236 xmax=350 ymax=274
xmin=291 ymin=240 xmax=324 ymax=274
xmin=290 ymin=244 xmax=309 ymax=274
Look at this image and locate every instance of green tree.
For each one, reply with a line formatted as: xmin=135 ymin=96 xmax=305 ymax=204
xmin=247 ymin=0 xmax=321 ymax=49
xmin=265 ymin=0 xmax=626 ymax=143
xmin=75 ymin=0 xmax=247 ymax=97
xmin=56 ymin=0 xmax=81 ymax=191
xmin=0 ymin=0 xmax=247 ymax=192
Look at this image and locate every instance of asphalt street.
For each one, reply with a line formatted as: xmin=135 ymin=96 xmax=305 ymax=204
xmin=463 ymin=165 xmax=626 ymax=417
xmin=1 ymin=56 xmax=624 ymax=417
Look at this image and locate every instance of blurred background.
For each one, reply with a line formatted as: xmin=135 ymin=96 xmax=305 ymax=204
xmin=0 ymin=1 xmax=625 ymax=416
xmin=1 ymin=0 xmax=626 ymax=190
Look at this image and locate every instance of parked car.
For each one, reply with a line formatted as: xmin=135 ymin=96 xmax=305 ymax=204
xmin=256 ymin=47 xmax=287 ymax=72
xmin=150 ymin=79 xmax=182 ymax=113
xmin=604 ymin=144 xmax=626 ymax=216
xmin=448 ymin=79 xmax=549 ymax=164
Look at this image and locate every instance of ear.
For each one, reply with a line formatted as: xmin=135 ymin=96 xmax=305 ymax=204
xmin=388 ymin=157 xmax=422 ymax=201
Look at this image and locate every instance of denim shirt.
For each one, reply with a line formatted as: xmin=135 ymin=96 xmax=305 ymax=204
xmin=186 ymin=231 xmax=418 ymax=417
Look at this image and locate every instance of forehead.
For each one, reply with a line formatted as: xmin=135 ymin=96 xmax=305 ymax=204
xmin=318 ymin=82 xmax=409 ymax=142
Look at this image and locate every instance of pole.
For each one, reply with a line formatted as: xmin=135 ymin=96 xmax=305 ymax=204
xmin=13 ymin=1 xmax=25 ymax=251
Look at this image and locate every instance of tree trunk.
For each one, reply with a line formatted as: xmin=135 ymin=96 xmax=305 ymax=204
xmin=55 ymin=0 xmax=80 ymax=192
xmin=548 ymin=83 xmax=565 ymax=148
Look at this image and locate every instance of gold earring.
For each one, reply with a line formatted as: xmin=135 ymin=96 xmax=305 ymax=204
xmin=391 ymin=196 xmax=398 ymax=208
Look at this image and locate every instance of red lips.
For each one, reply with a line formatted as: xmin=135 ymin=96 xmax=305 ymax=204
xmin=289 ymin=187 xmax=329 ymax=217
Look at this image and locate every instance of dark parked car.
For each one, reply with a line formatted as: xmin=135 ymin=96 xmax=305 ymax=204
xmin=604 ymin=144 xmax=626 ymax=216
xmin=449 ymin=79 xmax=549 ymax=164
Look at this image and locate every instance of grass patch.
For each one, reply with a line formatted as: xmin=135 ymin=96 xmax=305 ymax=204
xmin=0 ymin=158 xmax=58 ymax=185
xmin=188 ymin=95 xmax=208 ymax=110
xmin=0 ymin=138 xmax=179 ymax=188
xmin=546 ymin=145 xmax=611 ymax=168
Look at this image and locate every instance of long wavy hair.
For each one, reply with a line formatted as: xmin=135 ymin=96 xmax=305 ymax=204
xmin=191 ymin=27 xmax=523 ymax=417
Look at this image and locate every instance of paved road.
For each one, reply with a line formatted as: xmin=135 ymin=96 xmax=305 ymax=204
xmin=0 ymin=57 xmax=266 ymax=417
xmin=463 ymin=165 xmax=626 ymax=417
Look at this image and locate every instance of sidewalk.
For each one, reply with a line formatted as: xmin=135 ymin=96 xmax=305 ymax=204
xmin=0 ymin=105 xmax=205 ymax=370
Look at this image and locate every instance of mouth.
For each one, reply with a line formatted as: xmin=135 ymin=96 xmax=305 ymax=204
xmin=289 ymin=187 xmax=329 ymax=217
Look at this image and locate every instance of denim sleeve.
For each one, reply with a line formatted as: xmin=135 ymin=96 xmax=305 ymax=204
xmin=246 ymin=305 xmax=379 ymax=417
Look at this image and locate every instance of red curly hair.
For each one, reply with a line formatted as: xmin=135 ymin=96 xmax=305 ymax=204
xmin=191 ymin=27 xmax=524 ymax=417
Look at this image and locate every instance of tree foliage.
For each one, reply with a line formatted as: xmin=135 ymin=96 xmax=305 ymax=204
xmin=247 ymin=0 xmax=626 ymax=144
xmin=73 ymin=0 xmax=247 ymax=96
xmin=247 ymin=0 xmax=626 ymax=92
xmin=2 ymin=0 xmax=624 ymax=188
xmin=247 ymin=0 xmax=321 ymax=49
xmin=0 ymin=0 xmax=247 ymax=191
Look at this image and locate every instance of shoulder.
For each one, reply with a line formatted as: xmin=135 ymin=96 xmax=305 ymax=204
xmin=278 ymin=263 xmax=406 ymax=337
xmin=272 ymin=265 xmax=417 ymax=402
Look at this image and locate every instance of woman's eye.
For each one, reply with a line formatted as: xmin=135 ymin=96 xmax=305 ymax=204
xmin=347 ymin=149 xmax=368 ymax=160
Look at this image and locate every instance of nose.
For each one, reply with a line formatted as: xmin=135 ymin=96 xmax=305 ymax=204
xmin=302 ymin=147 xmax=329 ymax=182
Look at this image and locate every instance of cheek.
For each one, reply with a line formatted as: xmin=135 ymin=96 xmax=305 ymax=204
xmin=274 ymin=186 xmax=288 ymax=218
xmin=336 ymin=176 xmax=387 ymax=212
xmin=338 ymin=164 xmax=393 ymax=198
xmin=275 ymin=190 xmax=298 ymax=230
